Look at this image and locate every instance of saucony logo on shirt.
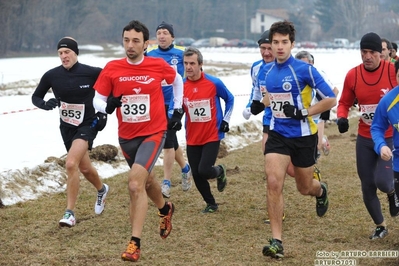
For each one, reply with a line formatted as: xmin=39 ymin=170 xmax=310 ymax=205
xmin=119 ymin=76 xmax=154 ymax=84
xmin=133 ymin=88 xmax=141 ymax=94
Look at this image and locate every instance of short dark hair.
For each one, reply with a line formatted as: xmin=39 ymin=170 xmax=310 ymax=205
xmin=381 ymin=38 xmax=392 ymax=50
xmin=269 ymin=20 xmax=296 ymax=43
xmin=122 ymin=20 xmax=149 ymax=42
xmin=184 ymin=47 xmax=203 ymax=65
xmin=392 ymin=42 xmax=397 ymax=52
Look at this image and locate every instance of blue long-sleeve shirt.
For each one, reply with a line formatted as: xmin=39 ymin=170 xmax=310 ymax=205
xmin=371 ymin=85 xmax=399 ymax=171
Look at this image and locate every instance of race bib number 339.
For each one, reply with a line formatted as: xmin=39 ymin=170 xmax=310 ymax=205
xmin=121 ymin=94 xmax=150 ymax=123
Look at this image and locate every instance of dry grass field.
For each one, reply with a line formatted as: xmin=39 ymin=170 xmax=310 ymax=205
xmin=1 ymin=118 xmax=399 ymax=265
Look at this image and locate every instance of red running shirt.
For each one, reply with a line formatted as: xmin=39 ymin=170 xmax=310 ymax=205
xmin=94 ymin=57 xmax=176 ymax=139
xmin=338 ymin=60 xmax=397 ymax=138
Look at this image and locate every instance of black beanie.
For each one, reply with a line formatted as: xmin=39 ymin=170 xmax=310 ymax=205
xmin=360 ymin=32 xmax=382 ymax=53
xmin=258 ymin=30 xmax=270 ymax=45
xmin=156 ymin=21 xmax=174 ymax=37
xmin=57 ymin=37 xmax=79 ymax=55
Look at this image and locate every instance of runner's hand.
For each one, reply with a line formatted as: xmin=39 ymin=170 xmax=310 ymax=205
xmin=91 ymin=112 xmax=108 ymax=131
xmin=105 ymin=95 xmax=122 ymax=114
xmin=168 ymin=109 xmax=184 ymax=130
xmin=219 ymin=121 xmax=229 ymax=132
xmin=337 ymin=117 xmax=349 ymax=133
xmin=250 ymin=100 xmax=265 ymax=115
xmin=44 ymin=98 xmax=59 ymax=110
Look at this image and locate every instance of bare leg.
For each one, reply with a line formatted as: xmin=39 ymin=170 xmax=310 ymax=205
xmin=265 ymin=153 xmax=290 ymax=241
xmin=128 ymin=164 xmax=151 ymax=238
xmin=163 ymin=148 xmax=175 ymax=181
xmin=174 ymin=146 xmax=187 ymax=169
xmin=65 ymin=139 xmax=101 ymax=211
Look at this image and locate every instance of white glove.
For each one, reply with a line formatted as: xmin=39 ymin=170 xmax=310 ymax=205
xmin=242 ymin=107 xmax=251 ymax=120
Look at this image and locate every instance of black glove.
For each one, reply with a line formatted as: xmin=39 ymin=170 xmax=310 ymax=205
xmin=91 ymin=112 xmax=108 ymax=131
xmin=219 ymin=120 xmax=229 ymax=132
xmin=105 ymin=95 xmax=122 ymax=114
xmin=337 ymin=117 xmax=349 ymax=133
xmin=250 ymin=100 xmax=265 ymax=115
xmin=167 ymin=108 xmax=184 ymax=130
xmin=283 ymin=104 xmax=307 ymax=120
xmin=319 ymin=110 xmax=330 ymax=121
xmin=44 ymin=98 xmax=59 ymax=110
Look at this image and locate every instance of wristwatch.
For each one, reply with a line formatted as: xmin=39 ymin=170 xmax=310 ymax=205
xmin=301 ymin=109 xmax=309 ymax=117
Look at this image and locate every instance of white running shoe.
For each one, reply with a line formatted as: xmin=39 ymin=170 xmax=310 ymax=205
xmin=95 ymin=184 xmax=109 ymax=215
xmin=181 ymin=169 xmax=192 ymax=191
xmin=161 ymin=180 xmax=171 ymax=198
xmin=59 ymin=212 xmax=76 ymax=227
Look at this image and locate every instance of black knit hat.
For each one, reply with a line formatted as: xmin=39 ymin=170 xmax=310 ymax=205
xmin=156 ymin=21 xmax=174 ymax=37
xmin=360 ymin=32 xmax=382 ymax=53
xmin=258 ymin=30 xmax=270 ymax=45
xmin=57 ymin=37 xmax=79 ymax=55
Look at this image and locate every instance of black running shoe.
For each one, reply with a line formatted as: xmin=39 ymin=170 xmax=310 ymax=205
xmin=387 ymin=192 xmax=399 ymax=217
xmin=316 ymin=182 xmax=328 ymax=217
xmin=202 ymin=203 xmax=218 ymax=213
xmin=217 ymin=165 xmax=227 ymax=192
xmin=262 ymin=238 xmax=284 ymax=258
xmin=369 ymin=226 xmax=388 ymax=240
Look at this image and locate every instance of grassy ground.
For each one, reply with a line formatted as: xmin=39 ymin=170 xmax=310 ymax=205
xmin=1 ymin=118 xmax=399 ymax=265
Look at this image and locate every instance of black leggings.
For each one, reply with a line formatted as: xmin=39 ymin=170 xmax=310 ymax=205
xmin=356 ymin=135 xmax=394 ymax=225
xmin=187 ymin=141 xmax=221 ymax=205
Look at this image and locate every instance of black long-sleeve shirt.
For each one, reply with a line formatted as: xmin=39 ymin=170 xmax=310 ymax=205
xmin=32 ymin=62 xmax=102 ymax=127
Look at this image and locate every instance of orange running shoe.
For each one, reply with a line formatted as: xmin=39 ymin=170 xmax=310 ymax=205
xmin=121 ymin=241 xmax=141 ymax=262
xmin=158 ymin=202 xmax=175 ymax=239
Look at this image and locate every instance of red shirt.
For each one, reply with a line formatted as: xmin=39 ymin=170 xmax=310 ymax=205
xmin=338 ymin=60 xmax=397 ymax=138
xmin=94 ymin=57 xmax=176 ymax=139
xmin=183 ymin=72 xmax=234 ymax=145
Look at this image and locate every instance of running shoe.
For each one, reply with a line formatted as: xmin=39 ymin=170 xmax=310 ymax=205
xmin=264 ymin=213 xmax=286 ymax=224
xmin=387 ymin=192 xmax=399 ymax=217
xmin=161 ymin=179 xmax=171 ymax=198
xmin=158 ymin=202 xmax=174 ymax=239
xmin=369 ymin=226 xmax=388 ymax=240
xmin=181 ymin=168 xmax=192 ymax=191
xmin=121 ymin=240 xmax=141 ymax=262
xmin=217 ymin=164 xmax=227 ymax=192
xmin=316 ymin=182 xmax=329 ymax=217
xmin=202 ymin=203 xmax=218 ymax=213
xmin=262 ymin=238 xmax=284 ymax=258
xmin=313 ymin=166 xmax=321 ymax=181
xmin=59 ymin=212 xmax=76 ymax=228
xmin=95 ymin=184 xmax=109 ymax=215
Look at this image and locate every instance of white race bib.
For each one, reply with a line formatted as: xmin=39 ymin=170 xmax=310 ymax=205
xmin=120 ymin=95 xmax=150 ymax=123
xmin=268 ymin=93 xmax=294 ymax=119
xmin=187 ymin=99 xmax=211 ymax=122
xmin=359 ymin=104 xmax=377 ymax=125
xmin=59 ymin=101 xmax=85 ymax=126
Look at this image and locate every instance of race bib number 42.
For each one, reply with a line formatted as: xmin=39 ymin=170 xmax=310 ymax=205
xmin=187 ymin=99 xmax=211 ymax=122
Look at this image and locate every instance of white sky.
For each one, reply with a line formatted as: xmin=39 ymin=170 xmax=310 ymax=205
xmin=0 ymin=46 xmax=362 ymax=205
